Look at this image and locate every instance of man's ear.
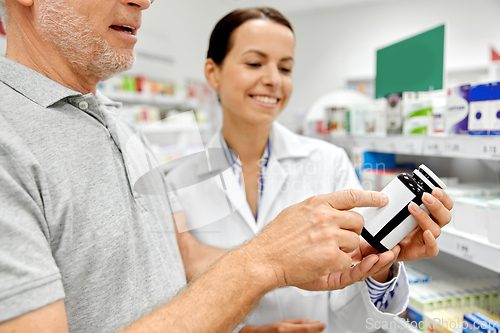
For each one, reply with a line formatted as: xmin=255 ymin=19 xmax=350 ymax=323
xmin=205 ymin=58 xmax=221 ymax=91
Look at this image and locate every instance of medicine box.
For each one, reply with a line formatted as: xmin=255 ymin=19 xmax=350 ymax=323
xmin=469 ymin=84 xmax=491 ymax=135
xmin=446 ymin=84 xmax=470 ymax=135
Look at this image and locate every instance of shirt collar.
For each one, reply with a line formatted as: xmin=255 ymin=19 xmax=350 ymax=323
xmin=218 ymin=131 xmax=271 ymax=172
xmin=198 ymin=122 xmax=310 ymax=177
xmin=0 ymin=56 xmax=83 ymax=107
xmin=207 ymin=122 xmax=310 ymax=160
xmin=268 ymin=122 xmax=309 ymax=160
xmin=95 ymin=90 xmax=122 ymax=109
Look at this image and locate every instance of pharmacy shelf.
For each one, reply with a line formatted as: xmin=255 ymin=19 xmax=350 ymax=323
xmin=436 ymin=226 xmax=500 ymax=274
xmin=105 ymin=91 xmax=199 ymax=109
xmin=330 ymin=135 xmax=500 ymax=160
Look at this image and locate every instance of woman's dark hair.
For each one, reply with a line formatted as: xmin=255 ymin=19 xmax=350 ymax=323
xmin=207 ymin=7 xmax=294 ymax=65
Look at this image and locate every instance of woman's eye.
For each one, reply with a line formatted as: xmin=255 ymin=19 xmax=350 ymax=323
xmin=280 ymin=67 xmax=292 ymax=73
xmin=246 ymin=63 xmax=261 ymax=68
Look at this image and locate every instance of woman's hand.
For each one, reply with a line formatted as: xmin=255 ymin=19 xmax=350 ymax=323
xmin=347 ymin=188 xmax=454 ymax=283
xmin=240 ymin=319 xmax=325 ymax=333
xmin=396 ymin=188 xmax=453 ymax=261
xmin=297 ymin=188 xmax=454 ymax=289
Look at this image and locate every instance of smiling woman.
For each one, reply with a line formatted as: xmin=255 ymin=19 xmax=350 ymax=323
xmin=165 ymin=7 xmax=412 ymax=333
xmin=204 ymin=9 xmax=295 ymax=216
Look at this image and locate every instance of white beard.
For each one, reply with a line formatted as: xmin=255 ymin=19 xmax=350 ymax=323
xmin=38 ymin=0 xmax=135 ymax=81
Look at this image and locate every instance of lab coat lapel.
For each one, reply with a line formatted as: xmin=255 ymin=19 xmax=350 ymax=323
xmin=256 ymin=123 xmax=310 ymax=229
xmin=256 ymin=154 xmax=288 ymax=230
xmin=198 ymin=132 xmax=259 ymax=234
xmin=219 ymin=166 xmax=259 ymax=234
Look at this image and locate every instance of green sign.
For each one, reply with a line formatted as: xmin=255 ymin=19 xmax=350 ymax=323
xmin=375 ymin=25 xmax=444 ymax=98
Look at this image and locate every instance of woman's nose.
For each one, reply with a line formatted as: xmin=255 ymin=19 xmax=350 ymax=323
xmin=262 ymin=66 xmax=282 ymax=88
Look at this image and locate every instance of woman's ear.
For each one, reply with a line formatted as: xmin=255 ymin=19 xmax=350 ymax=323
xmin=205 ymin=58 xmax=220 ymax=90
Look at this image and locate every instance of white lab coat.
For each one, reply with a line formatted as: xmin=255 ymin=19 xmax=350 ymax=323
xmin=165 ymin=122 xmax=409 ymax=333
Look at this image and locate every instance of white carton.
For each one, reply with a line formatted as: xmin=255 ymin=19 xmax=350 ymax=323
xmin=453 ymin=197 xmax=489 ymax=237
xmin=487 ymin=199 xmax=500 ymax=246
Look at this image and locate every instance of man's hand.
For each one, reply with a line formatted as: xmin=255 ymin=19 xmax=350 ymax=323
xmin=240 ymin=319 xmax=325 ymax=333
xmin=245 ymin=189 xmax=389 ymax=289
xmin=294 ymin=245 xmax=398 ymax=291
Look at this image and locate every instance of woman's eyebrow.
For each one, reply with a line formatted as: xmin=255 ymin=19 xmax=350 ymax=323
xmin=243 ymin=49 xmax=268 ymax=57
xmin=243 ymin=50 xmax=294 ymax=62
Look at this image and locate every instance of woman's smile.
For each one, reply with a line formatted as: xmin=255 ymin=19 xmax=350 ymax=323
xmin=249 ymin=94 xmax=281 ymax=108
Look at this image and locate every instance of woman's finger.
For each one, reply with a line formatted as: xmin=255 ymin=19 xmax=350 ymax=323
xmin=432 ymin=188 xmax=454 ymax=211
xmin=408 ymin=202 xmax=442 ymax=238
xmin=422 ymin=193 xmax=452 ymax=229
xmin=423 ymin=229 xmax=439 ymax=258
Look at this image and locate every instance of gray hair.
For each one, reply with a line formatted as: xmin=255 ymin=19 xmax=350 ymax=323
xmin=0 ymin=0 xmax=7 ymax=26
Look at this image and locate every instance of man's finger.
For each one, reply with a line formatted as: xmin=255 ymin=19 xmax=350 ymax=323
xmin=321 ymin=189 xmax=389 ymax=211
xmin=335 ymin=230 xmax=361 ymax=253
xmin=334 ymin=211 xmax=364 ymax=234
xmin=330 ymin=251 xmax=355 ymax=273
xmin=360 ymin=250 xmax=396 ymax=279
xmin=366 ymin=246 xmax=400 ymax=278
xmin=339 ymin=254 xmax=379 ymax=285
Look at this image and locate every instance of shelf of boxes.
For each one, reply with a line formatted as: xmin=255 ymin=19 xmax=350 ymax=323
xmin=375 ymin=226 xmax=500 ymax=333
xmin=105 ymin=91 xmax=199 ymax=110
xmin=330 ymin=135 xmax=500 ymax=160
xmin=436 ymin=226 xmax=500 ymax=274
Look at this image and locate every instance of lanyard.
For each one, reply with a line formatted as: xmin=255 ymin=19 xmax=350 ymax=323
xmin=219 ymin=133 xmax=271 ymax=222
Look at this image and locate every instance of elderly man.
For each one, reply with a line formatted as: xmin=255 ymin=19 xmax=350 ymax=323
xmin=0 ymin=0 xmax=453 ymax=332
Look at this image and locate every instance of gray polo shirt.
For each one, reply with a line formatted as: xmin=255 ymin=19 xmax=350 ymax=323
xmin=0 ymin=56 xmax=186 ymax=332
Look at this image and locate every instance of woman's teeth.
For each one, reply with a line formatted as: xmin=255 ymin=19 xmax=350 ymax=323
xmin=252 ymin=96 xmax=278 ymax=104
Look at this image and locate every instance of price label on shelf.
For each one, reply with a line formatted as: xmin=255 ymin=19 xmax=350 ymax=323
xmin=387 ymin=141 xmax=397 ymax=152
xmin=453 ymin=238 xmax=475 ymax=261
xmin=365 ymin=139 xmax=378 ymax=151
xmin=480 ymin=140 xmax=500 ymax=158
xmin=376 ymin=139 xmax=395 ymax=153
xmin=444 ymin=139 xmax=465 ymax=157
xmin=423 ymin=139 xmax=444 ymax=156
xmin=397 ymin=138 xmax=423 ymax=155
